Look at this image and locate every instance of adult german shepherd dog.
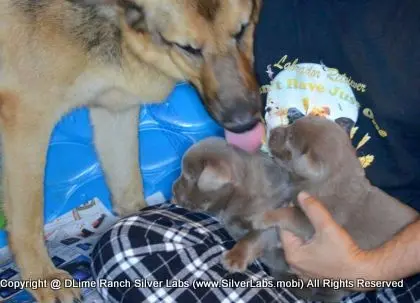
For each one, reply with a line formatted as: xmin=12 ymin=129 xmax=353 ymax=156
xmin=0 ymin=0 xmax=263 ymax=301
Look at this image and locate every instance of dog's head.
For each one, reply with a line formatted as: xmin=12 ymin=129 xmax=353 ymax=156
xmin=82 ymin=0 xmax=263 ymax=134
xmin=268 ymin=116 xmax=364 ymax=182
xmin=172 ymin=137 xmax=246 ymax=213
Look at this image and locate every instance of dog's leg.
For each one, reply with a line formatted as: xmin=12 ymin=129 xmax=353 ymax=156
xmin=90 ymin=106 xmax=146 ymax=216
xmin=222 ymin=230 xmax=265 ymax=272
xmin=1 ymin=92 xmax=79 ymax=302
xmin=251 ymin=207 xmax=315 ymax=241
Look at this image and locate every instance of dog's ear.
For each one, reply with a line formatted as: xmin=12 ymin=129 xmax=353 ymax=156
xmin=120 ymin=1 xmax=147 ymax=32
xmin=197 ymin=159 xmax=232 ymax=192
xmin=72 ymin=0 xmax=148 ymax=32
xmin=251 ymin=0 xmax=263 ymax=22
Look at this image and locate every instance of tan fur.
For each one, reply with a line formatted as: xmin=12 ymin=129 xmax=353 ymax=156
xmin=0 ymin=0 xmax=262 ymax=301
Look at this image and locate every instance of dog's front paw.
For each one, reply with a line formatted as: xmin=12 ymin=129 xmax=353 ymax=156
xmin=222 ymin=248 xmax=250 ymax=273
xmin=28 ymin=269 xmax=81 ymax=303
xmin=113 ymin=196 xmax=147 ymax=217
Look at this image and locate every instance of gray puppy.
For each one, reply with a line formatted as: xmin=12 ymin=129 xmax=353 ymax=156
xmin=172 ymin=116 xmax=419 ymax=302
xmin=258 ymin=116 xmax=419 ymax=300
xmin=171 ymin=136 xmax=306 ymax=277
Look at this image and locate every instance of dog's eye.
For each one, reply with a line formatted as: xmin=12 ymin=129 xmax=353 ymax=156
xmin=234 ymin=23 xmax=248 ymax=41
xmin=176 ymin=43 xmax=202 ymax=56
xmin=158 ymin=34 xmax=202 ymax=56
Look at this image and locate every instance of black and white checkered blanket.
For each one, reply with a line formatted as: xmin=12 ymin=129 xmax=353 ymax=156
xmin=91 ymin=203 xmax=420 ymax=303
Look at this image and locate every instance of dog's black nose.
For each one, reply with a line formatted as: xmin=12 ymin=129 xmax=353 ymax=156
xmin=223 ymin=110 xmax=260 ymax=133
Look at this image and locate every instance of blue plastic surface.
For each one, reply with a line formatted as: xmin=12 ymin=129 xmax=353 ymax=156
xmin=0 ymin=82 xmax=224 ymax=248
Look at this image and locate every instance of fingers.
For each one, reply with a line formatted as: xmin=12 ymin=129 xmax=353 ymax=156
xmin=297 ymin=192 xmax=335 ymax=232
xmin=279 ymin=230 xmax=304 ymax=268
xmin=279 ymin=230 xmax=304 ymax=251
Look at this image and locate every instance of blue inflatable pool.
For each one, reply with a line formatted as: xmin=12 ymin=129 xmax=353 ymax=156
xmin=0 ymin=82 xmax=224 ymax=248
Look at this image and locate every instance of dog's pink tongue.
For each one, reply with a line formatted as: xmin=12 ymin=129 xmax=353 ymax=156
xmin=225 ymin=122 xmax=264 ymax=153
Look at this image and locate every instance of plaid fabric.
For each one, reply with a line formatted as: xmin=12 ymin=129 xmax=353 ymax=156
xmin=91 ymin=203 xmax=420 ymax=303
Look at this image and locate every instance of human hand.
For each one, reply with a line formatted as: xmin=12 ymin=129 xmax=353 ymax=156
xmin=279 ymin=192 xmax=378 ymax=290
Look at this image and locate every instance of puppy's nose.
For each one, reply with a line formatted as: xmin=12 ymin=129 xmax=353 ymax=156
xmin=223 ymin=110 xmax=260 ymax=133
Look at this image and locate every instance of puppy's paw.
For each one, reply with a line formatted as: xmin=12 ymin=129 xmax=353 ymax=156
xmin=222 ymin=248 xmax=250 ymax=273
xmin=28 ymin=269 xmax=81 ymax=303
xmin=249 ymin=213 xmax=269 ymax=230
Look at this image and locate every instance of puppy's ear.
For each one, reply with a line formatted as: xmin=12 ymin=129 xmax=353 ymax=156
xmin=294 ymin=149 xmax=327 ymax=181
xmin=334 ymin=117 xmax=355 ymax=136
xmin=197 ymin=159 xmax=232 ymax=192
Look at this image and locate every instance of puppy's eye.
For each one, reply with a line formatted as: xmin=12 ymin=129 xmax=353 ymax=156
xmin=175 ymin=43 xmax=202 ymax=56
xmin=234 ymin=23 xmax=248 ymax=41
xmin=300 ymin=142 xmax=310 ymax=155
